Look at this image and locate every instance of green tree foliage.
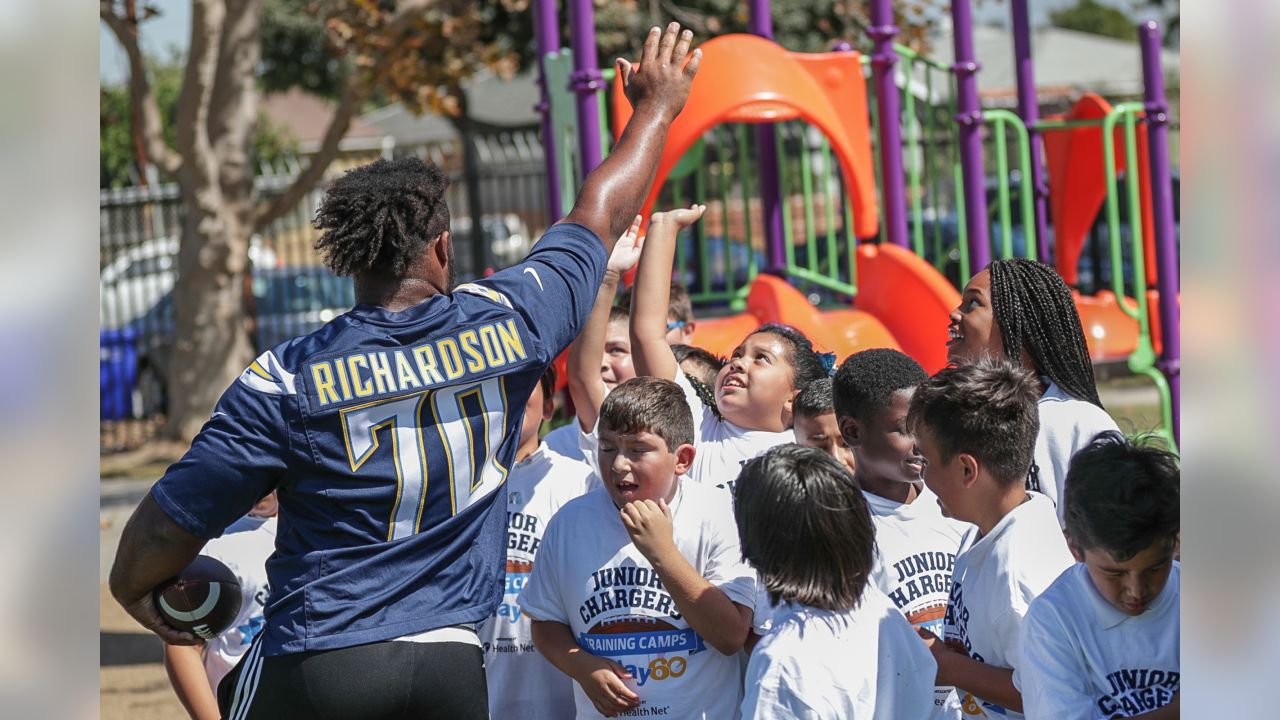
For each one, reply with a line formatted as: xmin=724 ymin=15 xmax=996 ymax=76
xmin=1050 ymin=0 xmax=1137 ymax=41
xmin=100 ymin=60 xmax=301 ymax=188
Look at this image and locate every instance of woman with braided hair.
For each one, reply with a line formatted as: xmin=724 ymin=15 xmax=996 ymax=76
xmin=945 ymin=258 xmax=1119 ymax=526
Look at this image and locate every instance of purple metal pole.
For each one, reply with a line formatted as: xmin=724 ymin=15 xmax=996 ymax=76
xmin=533 ymin=0 xmax=563 ymax=221
xmin=869 ymin=0 xmax=909 ymax=248
xmin=1009 ymin=0 xmax=1050 ymax=261
xmin=748 ymin=0 xmax=787 ymax=273
xmin=568 ymin=0 xmax=604 ymax=178
xmin=1138 ymin=21 xmax=1180 ymax=443
xmin=950 ymin=0 xmax=991 ymax=271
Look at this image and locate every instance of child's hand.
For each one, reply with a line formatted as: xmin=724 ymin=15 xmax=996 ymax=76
xmin=571 ymin=654 xmax=641 ymax=717
xmin=607 ymin=215 xmax=645 ymax=275
xmin=650 ymin=203 xmax=706 ymax=231
xmin=620 ymin=498 xmax=677 ymax=561
xmin=916 ymin=626 xmax=959 ymax=684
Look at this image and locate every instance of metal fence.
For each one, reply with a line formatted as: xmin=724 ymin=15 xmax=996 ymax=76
xmin=101 ymin=130 xmax=550 ymax=452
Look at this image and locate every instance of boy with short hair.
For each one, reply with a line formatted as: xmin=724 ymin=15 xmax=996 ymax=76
xmin=479 ymin=367 xmax=595 ymax=719
xmin=519 ymin=376 xmax=755 ymax=719
xmin=1017 ymin=431 xmax=1180 ymax=719
xmin=792 ymin=376 xmax=856 ymax=477
xmin=908 ymin=358 xmax=1075 ymax=719
xmin=619 ymin=280 xmax=697 ymax=346
xmin=832 ymin=349 xmax=973 ymax=720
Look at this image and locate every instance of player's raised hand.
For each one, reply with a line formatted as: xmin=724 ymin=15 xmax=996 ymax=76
xmin=617 ymin=22 xmax=701 ymax=123
xmin=571 ymin=654 xmax=641 ymax=716
xmin=606 ymin=215 xmax=645 ymax=275
xmin=649 ymin=203 xmax=706 ymax=231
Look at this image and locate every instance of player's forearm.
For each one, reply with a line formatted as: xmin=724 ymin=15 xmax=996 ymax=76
xmin=563 ymin=113 xmax=672 ymax=251
xmin=628 ymin=217 xmax=679 ymax=380
xmin=531 ymin=619 xmax=596 ymax=682
xmin=568 ymin=270 xmax=622 ymax=431
xmin=110 ymin=493 xmax=206 ymax=606
xmin=163 ymin=643 xmax=219 ymax=720
xmin=937 ymin=652 xmax=1024 ymax=713
xmin=647 ymin=548 xmax=748 ymax=655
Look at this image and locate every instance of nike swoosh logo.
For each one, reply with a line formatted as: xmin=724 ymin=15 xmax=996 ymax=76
xmin=523 ymin=267 xmax=544 ymax=291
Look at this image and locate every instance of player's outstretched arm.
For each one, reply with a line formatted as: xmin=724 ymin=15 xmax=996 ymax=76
xmin=629 ymin=204 xmax=705 ymax=381
xmin=531 ymin=619 xmax=641 ymax=716
xmin=110 ymin=494 xmax=206 ymax=645
xmin=561 ymin=22 xmax=701 ymax=251
xmin=567 ymin=216 xmax=643 ymax=432
xmin=163 ymin=643 xmax=221 ymax=720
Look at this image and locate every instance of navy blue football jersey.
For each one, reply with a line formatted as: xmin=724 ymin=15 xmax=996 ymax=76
xmin=151 ymin=223 xmax=606 ymax=655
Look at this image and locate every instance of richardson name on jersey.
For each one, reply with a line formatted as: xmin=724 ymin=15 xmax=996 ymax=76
xmin=309 ymin=319 xmax=528 ymax=406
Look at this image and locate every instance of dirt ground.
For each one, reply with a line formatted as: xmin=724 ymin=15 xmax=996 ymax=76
xmin=100 ymin=583 xmax=188 ymax=719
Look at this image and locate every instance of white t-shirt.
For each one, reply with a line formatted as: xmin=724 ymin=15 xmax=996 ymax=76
xmin=199 ymin=515 xmax=277 ymax=692
xmin=518 ymin=481 xmax=756 ymax=720
xmin=673 ymin=370 xmax=794 ymax=498
xmin=478 ymin=443 xmax=595 ymax=720
xmin=866 ymin=488 xmax=977 ymax=720
xmin=1030 ymin=381 xmax=1120 ymax=524
xmin=544 ymin=420 xmax=590 ymax=464
xmin=1016 ymin=562 xmax=1180 ymax=719
xmin=944 ymin=493 xmax=1074 ymax=719
xmin=741 ymin=588 xmax=937 ymax=720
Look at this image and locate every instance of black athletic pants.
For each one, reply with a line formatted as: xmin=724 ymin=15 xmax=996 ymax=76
xmin=217 ymin=639 xmax=488 ymax=720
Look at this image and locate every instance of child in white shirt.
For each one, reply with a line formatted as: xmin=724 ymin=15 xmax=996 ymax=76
xmin=736 ymin=444 xmax=936 ymax=719
xmin=1017 ymin=431 xmax=1180 ymax=719
xmin=791 ymin=376 xmax=856 ymax=477
xmin=519 ymin=376 xmax=755 ymax=719
xmin=833 ymin=349 xmax=976 ymax=720
xmin=479 ymin=368 xmax=595 ymax=719
xmin=908 ymin=358 xmax=1075 ymax=719
xmin=630 ymin=205 xmax=826 ymax=496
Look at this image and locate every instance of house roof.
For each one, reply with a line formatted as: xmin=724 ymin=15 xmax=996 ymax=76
xmin=259 ymin=88 xmax=386 ymax=150
xmin=924 ymin=24 xmax=1180 ymax=103
xmin=359 ymin=70 xmax=541 ymax=146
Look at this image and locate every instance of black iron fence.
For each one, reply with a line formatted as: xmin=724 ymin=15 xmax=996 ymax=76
xmin=101 ymin=131 xmax=550 ymax=452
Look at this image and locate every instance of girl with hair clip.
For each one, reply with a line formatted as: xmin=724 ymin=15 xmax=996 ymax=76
xmin=946 ymin=257 xmax=1120 ymax=524
xmin=629 ymin=205 xmax=827 ymax=498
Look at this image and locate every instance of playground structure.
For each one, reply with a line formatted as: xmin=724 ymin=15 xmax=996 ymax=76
xmin=531 ymin=0 xmax=1180 ymax=446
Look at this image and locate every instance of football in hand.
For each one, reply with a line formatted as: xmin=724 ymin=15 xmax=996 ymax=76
xmin=153 ymin=555 xmax=243 ymax=641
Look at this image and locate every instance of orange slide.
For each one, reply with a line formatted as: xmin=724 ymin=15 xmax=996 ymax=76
xmin=608 ymin=34 xmax=958 ymax=374
xmin=691 ymin=244 xmax=958 ymax=374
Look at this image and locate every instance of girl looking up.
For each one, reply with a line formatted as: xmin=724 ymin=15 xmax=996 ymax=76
xmin=947 ymin=257 xmax=1120 ymax=524
xmin=630 ymin=204 xmax=825 ymax=496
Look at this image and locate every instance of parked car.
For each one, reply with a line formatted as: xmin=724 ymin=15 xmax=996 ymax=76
xmin=100 ymin=235 xmax=277 ymax=329
xmin=100 ymin=266 xmax=354 ymax=420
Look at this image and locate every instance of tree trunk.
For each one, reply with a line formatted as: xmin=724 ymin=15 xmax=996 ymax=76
xmin=164 ymin=184 xmax=257 ymax=441
xmin=161 ymin=0 xmax=259 ymax=442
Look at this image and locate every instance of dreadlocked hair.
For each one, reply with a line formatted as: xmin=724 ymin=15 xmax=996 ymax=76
xmin=313 ymin=157 xmax=451 ymax=277
xmin=988 ymin=258 xmax=1103 ymax=408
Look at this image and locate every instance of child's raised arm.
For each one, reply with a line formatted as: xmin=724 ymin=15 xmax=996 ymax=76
xmin=629 ymin=204 xmax=705 ymax=381
xmin=567 ymin=216 xmax=643 ymax=433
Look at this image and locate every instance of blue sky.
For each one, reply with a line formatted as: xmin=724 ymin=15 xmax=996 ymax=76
xmin=100 ymin=1 xmax=1168 ymax=85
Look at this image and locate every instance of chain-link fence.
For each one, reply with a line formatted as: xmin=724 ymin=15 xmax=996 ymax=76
xmin=101 ymin=130 xmax=550 ymax=453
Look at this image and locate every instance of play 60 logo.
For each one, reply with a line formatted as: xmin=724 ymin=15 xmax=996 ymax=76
xmin=624 ymin=656 xmax=688 ymax=686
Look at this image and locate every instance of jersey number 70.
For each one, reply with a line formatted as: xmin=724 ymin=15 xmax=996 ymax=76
xmin=339 ymin=378 xmax=509 ymax=541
